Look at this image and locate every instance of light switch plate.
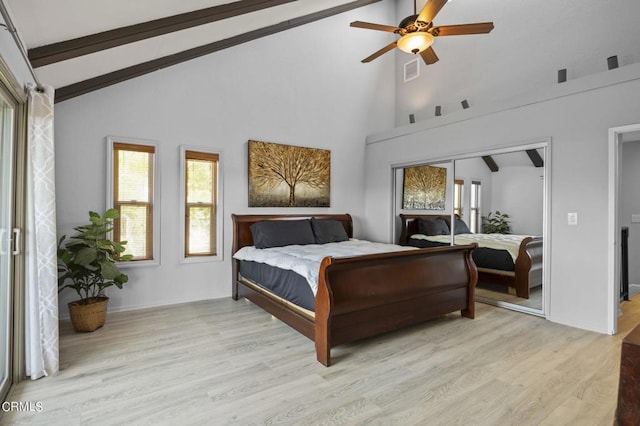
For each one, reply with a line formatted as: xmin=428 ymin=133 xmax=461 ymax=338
xmin=568 ymin=212 xmax=578 ymax=226
xmin=632 ymin=214 xmax=640 ymax=223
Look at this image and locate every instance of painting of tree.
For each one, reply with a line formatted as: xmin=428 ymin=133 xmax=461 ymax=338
xmin=402 ymin=165 xmax=447 ymax=210
xmin=248 ymin=140 xmax=330 ymax=207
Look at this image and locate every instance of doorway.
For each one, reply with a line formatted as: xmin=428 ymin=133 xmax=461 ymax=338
xmin=608 ymin=124 xmax=640 ymax=335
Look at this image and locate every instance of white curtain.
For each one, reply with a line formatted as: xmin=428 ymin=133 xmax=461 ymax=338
xmin=25 ymin=84 xmax=58 ymax=379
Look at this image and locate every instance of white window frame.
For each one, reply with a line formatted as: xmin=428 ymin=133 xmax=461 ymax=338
xmin=470 ymin=180 xmax=481 ymax=233
xmin=106 ymin=136 xmax=161 ymax=267
xmin=179 ymin=145 xmax=223 ymax=263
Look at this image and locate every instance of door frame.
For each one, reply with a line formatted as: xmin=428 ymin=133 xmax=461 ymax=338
xmin=607 ymin=123 xmax=640 ymax=334
xmin=0 ymin=55 xmax=27 ymax=401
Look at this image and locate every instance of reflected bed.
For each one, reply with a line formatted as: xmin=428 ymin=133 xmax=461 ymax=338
xmin=399 ymin=213 xmax=542 ymax=299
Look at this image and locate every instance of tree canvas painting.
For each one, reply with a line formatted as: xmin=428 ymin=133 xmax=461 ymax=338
xmin=402 ymin=165 xmax=447 ymax=210
xmin=248 ymin=140 xmax=330 ymax=207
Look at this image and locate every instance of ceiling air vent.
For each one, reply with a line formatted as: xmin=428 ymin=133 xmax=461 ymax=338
xmin=404 ymin=58 xmax=419 ymax=82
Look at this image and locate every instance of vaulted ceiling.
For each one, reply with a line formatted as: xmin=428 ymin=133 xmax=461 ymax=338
xmin=8 ymin=0 xmax=640 ymax=112
xmin=4 ymin=0 xmax=380 ymax=103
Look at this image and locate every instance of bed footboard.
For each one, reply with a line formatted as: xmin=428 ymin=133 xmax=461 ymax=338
xmin=513 ymin=237 xmax=543 ymax=298
xmin=315 ymin=244 xmax=477 ymax=366
xmin=399 ymin=214 xmax=543 ymax=300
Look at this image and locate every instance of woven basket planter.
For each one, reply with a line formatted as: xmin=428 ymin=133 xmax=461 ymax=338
xmin=68 ymin=297 xmax=109 ymax=332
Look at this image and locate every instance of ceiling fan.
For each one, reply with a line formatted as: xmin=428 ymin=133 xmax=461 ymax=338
xmin=350 ymin=0 xmax=494 ymax=65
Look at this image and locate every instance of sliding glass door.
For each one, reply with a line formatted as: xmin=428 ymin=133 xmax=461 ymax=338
xmin=0 ymin=89 xmax=16 ymax=401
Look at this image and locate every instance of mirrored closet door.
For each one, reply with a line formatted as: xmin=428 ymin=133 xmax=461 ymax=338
xmin=392 ymin=145 xmax=547 ymax=316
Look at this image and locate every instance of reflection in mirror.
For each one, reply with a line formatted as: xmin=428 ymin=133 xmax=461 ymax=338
xmin=395 ymin=148 xmax=546 ymax=315
xmin=394 ymin=161 xmax=454 ymax=246
xmin=454 ymin=149 xmax=545 ymax=313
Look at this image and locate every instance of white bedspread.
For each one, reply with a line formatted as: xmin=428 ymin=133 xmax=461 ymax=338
xmin=233 ymin=239 xmax=416 ymax=295
xmin=410 ymin=233 xmax=537 ymax=261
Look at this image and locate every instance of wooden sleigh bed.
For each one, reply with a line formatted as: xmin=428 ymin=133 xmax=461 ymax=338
xmin=232 ymin=213 xmax=478 ymax=366
xmin=399 ymin=213 xmax=543 ymax=299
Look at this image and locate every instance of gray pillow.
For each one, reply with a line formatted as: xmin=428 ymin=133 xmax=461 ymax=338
xmin=250 ymin=220 xmax=316 ymax=249
xmin=443 ymin=217 xmax=471 ymax=235
xmin=418 ymin=217 xmax=450 ymax=236
xmin=310 ymin=218 xmax=349 ymax=244
xmin=454 ymin=218 xmax=471 ymax=234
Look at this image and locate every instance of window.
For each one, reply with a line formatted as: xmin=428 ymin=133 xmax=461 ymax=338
xmin=470 ymin=180 xmax=481 ymax=233
xmin=181 ymin=147 xmax=222 ymax=261
xmin=108 ymin=138 xmax=159 ymax=263
xmin=454 ymin=179 xmax=464 ymax=218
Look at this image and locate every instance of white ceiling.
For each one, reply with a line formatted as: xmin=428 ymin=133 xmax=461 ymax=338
xmin=393 ymin=0 xmax=640 ymax=126
xmin=6 ymin=0 xmax=640 ymax=110
xmin=3 ymin=0 xmax=364 ymax=89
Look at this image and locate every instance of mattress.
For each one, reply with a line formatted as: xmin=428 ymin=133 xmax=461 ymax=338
xmin=238 ymin=260 xmax=315 ymax=311
xmin=407 ymin=237 xmax=514 ymax=271
xmin=234 ymin=239 xmax=417 ymax=312
xmin=233 ymin=239 xmax=416 ymax=295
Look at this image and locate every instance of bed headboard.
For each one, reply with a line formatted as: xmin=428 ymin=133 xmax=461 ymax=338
xmin=231 ymin=213 xmax=353 ymax=253
xmin=399 ymin=213 xmax=452 ymax=245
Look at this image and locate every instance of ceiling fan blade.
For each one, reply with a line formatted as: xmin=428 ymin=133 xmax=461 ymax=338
xmin=432 ymin=22 xmax=495 ymax=36
xmin=420 ymin=46 xmax=439 ymax=65
xmin=350 ymin=21 xmax=400 ymax=33
xmin=362 ymin=41 xmax=398 ymax=63
xmin=416 ymin=0 xmax=448 ymax=25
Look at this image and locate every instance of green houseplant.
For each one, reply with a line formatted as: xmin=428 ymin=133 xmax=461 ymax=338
xmin=57 ymin=209 xmax=133 ymax=332
xmin=482 ymin=210 xmax=511 ymax=234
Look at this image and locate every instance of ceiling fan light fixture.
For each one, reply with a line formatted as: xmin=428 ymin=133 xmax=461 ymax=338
xmin=397 ymin=32 xmax=434 ymax=54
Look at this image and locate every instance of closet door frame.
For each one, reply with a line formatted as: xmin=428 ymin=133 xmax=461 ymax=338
xmin=390 ymin=138 xmax=551 ymax=317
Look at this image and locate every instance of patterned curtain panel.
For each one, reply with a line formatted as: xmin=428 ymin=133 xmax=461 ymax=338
xmin=25 ymin=85 xmax=59 ymax=379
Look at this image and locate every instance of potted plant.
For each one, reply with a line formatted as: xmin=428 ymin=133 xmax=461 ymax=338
xmin=482 ymin=210 xmax=511 ymax=234
xmin=57 ymin=209 xmax=133 ymax=332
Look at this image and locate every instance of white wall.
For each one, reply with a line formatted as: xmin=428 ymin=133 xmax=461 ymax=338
xmin=394 ymin=0 xmax=640 ymax=127
xmin=620 ymin=141 xmax=640 ymax=285
xmin=453 ymin=156 xmax=492 ymax=229
xmin=53 ymin=2 xmax=396 ymax=314
xmin=364 ymin=64 xmax=640 ymax=334
xmin=0 ymin=14 xmax=35 ymax=89
xmin=490 ymin=165 xmax=544 ymax=236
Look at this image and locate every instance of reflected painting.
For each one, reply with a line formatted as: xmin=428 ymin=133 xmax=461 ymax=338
xmin=248 ymin=140 xmax=330 ymax=207
xmin=402 ymin=164 xmax=446 ymax=210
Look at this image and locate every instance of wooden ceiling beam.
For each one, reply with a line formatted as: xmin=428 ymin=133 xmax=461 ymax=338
xmin=54 ymin=0 xmax=382 ymax=103
xmin=482 ymin=155 xmax=499 ymax=172
xmin=526 ymin=149 xmax=544 ymax=167
xmin=28 ymin=0 xmax=297 ymax=68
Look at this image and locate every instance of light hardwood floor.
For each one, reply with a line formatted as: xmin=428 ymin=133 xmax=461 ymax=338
xmin=3 ymin=295 xmax=639 ymax=425
xmin=476 ymin=284 xmax=543 ymax=310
